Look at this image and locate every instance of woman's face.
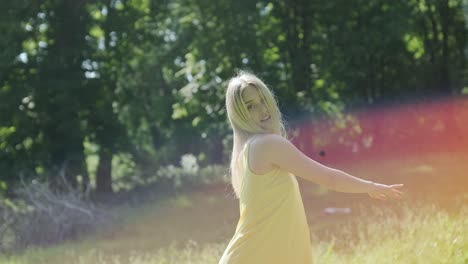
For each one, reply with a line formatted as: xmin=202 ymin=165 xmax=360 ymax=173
xmin=241 ymin=85 xmax=273 ymax=132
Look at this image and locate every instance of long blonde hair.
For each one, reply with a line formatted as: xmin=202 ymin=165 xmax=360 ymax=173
xmin=225 ymin=71 xmax=287 ymax=199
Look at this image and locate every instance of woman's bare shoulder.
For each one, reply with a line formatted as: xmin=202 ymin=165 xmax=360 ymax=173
xmin=247 ymin=134 xmax=283 ymax=174
xmin=250 ymin=133 xmax=290 ymax=155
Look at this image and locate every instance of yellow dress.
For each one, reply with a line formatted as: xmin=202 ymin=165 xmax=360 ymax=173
xmin=219 ymin=137 xmax=313 ymax=264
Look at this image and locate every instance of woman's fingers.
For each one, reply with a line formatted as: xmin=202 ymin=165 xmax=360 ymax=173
xmin=392 ymin=191 xmax=402 ymax=199
xmin=390 ymin=184 xmax=404 ymax=198
xmin=369 ymin=192 xmax=386 ymax=200
xmin=391 ymin=189 xmax=403 ymax=197
xmin=368 ymin=183 xmax=405 ymax=200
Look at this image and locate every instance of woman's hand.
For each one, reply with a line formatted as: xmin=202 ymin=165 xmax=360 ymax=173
xmin=367 ymin=182 xmax=404 ymax=200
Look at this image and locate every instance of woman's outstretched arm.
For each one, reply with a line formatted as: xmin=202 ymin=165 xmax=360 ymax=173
xmin=252 ymin=134 xmax=403 ymax=200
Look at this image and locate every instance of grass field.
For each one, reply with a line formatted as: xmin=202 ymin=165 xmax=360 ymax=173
xmin=0 ymin=152 xmax=467 ymax=264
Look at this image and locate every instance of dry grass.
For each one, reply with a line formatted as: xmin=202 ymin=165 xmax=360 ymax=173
xmin=1 ymin=152 xmax=467 ymax=263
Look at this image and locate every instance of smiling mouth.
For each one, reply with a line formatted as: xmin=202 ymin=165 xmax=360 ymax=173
xmin=261 ymin=115 xmax=271 ymax=122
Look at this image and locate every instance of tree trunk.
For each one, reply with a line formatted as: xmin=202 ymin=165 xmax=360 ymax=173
xmin=96 ymin=150 xmax=113 ymax=194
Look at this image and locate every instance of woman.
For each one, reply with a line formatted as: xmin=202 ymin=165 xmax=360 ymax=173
xmin=219 ymin=71 xmax=404 ymax=264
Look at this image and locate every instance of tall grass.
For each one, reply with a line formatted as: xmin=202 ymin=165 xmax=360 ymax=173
xmin=0 ymin=200 xmax=466 ymax=264
xmin=312 ymin=203 xmax=468 ymax=263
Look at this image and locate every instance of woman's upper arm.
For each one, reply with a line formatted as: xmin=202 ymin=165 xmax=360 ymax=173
xmin=258 ymin=134 xmax=333 ymax=185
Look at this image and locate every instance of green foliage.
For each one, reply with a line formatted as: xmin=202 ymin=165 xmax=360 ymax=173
xmin=0 ymin=0 xmax=466 ymax=194
xmin=404 ymin=34 xmax=425 ymax=59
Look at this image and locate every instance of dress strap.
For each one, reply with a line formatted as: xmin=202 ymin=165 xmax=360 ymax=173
xmin=239 ymin=135 xmax=259 ymax=200
xmin=242 ymin=135 xmax=259 ymax=170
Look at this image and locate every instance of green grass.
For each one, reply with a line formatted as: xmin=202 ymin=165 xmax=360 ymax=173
xmin=1 ymin=152 xmax=467 ymax=263
xmin=0 ymin=190 xmax=466 ymax=264
xmin=312 ymin=204 xmax=468 ymax=264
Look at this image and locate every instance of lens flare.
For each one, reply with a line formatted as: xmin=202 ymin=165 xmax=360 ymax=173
xmin=290 ymin=97 xmax=468 ymax=205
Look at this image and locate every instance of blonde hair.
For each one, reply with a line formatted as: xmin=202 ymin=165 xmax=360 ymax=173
xmin=225 ymin=71 xmax=287 ymax=199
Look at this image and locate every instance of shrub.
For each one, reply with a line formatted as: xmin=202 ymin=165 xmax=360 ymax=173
xmin=0 ymin=177 xmax=110 ymax=253
xmin=149 ymin=154 xmax=228 ymax=189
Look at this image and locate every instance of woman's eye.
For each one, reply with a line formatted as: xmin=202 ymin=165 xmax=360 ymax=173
xmin=247 ymin=104 xmax=254 ymax=110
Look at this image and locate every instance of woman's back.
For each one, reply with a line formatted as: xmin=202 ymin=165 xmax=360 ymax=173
xmin=219 ymin=136 xmax=313 ymax=264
